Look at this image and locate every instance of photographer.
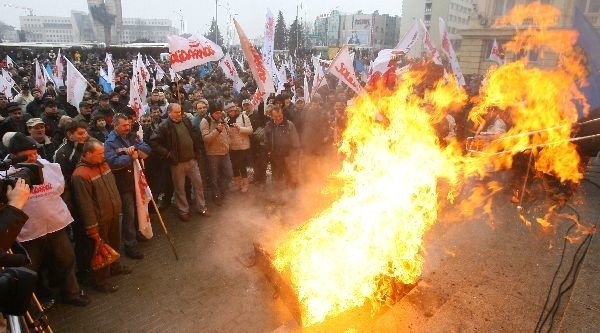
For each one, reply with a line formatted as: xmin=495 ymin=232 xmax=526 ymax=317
xmin=7 ymin=132 xmax=91 ymax=307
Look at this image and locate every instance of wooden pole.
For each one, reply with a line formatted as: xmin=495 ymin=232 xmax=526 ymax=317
xmin=150 ymin=197 xmax=179 ymax=260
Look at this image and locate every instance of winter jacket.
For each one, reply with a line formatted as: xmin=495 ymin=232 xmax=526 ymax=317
xmin=149 ymin=117 xmax=203 ymax=164
xmin=200 ymin=115 xmax=230 ymax=156
xmin=104 ymin=130 xmax=151 ymax=193
xmin=226 ymin=113 xmax=253 ymax=151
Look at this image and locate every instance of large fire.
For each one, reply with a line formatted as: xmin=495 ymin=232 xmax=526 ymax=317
xmin=272 ymin=3 xmax=589 ymax=327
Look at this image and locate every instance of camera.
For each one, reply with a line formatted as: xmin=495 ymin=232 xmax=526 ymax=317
xmin=0 ymin=162 xmax=44 ymax=205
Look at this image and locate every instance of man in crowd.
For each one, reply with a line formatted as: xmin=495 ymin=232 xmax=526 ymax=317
xmin=26 ymin=117 xmax=56 ymax=161
xmin=25 ymin=88 xmax=44 ymax=118
xmin=13 ymin=85 xmax=33 ymax=112
xmin=72 ymin=139 xmax=128 ymax=293
xmin=94 ymin=93 xmax=116 ymax=128
xmin=0 ymin=102 xmax=31 ymax=139
xmin=73 ymin=101 xmax=93 ymax=125
xmin=225 ymin=102 xmax=253 ymax=193
xmin=150 ymin=103 xmax=209 ymax=221
xmin=105 ymin=113 xmax=151 ymax=259
xmin=264 ymin=105 xmax=300 ymax=195
xmin=40 ymin=98 xmax=66 ymax=141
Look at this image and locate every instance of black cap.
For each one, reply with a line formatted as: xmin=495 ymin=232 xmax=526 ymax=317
xmin=43 ymin=99 xmax=57 ymax=107
xmin=5 ymin=102 xmax=21 ymax=114
xmin=8 ymin=132 xmax=37 ymax=153
xmin=99 ymin=94 xmax=110 ymax=100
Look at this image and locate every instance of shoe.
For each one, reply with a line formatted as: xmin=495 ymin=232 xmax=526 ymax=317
xmin=95 ymin=283 xmax=119 ymax=293
xmin=125 ymin=247 xmax=144 ymax=260
xmin=63 ymin=291 xmax=91 ymax=307
xmin=178 ymin=212 xmax=191 ymax=222
xmin=136 ymin=232 xmax=150 ymax=242
xmin=199 ymin=209 xmax=210 ymax=217
xmin=110 ymin=264 xmax=132 ymax=276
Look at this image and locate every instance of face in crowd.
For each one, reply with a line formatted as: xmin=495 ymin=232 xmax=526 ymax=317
xmin=83 ymin=142 xmax=105 ymax=165
xmin=28 ymin=122 xmax=46 ymax=142
xmin=114 ymin=116 xmax=132 ymax=137
xmin=195 ymin=102 xmax=208 ymax=117
xmin=168 ymin=104 xmax=183 ymax=123
xmin=271 ymin=108 xmax=284 ymax=125
xmin=67 ymin=126 xmax=89 ymax=144
xmin=150 ymin=108 xmax=161 ymax=123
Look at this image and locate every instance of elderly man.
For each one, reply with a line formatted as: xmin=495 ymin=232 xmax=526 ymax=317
xmin=72 ymin=139 xmax=127 ymax=293
xmin=150 ymin=103 xmax=209 ymax=221
xmin=26 ymin=117 xmax=57 ymax=161
xmin=105 ymin=113 xmax=151 ymax=259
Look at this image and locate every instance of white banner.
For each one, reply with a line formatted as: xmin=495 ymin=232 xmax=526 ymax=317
xmin=65 ymin=58 xmax=87 ymax=107
xmin=488 ymin=38 xmax=504 ymax=65
xmin=1 ymin=69 xmax=15 ymax=89
xmin=311 ymin=56 xmax=327 ymax=98
xmin=303 ymin=71 xmax=311 ymax=103
xmin=149 ymin=55 xmax=165 ymax=82
xmin=329 ymin=46 xmax=364 ymax=95
xmin=168 ymin=34 xmax=224 ymax=72
xmin=137 ymin=53 xmax=151 ymax=83
xmin=234 ymin=18 xmax=275 ymax=102
xmin=134 ymin=160 xmax=153 ymax=239
xmin=34 ymin=59 xmax=46 ymax=93
xmin=54 ymin=49 xmax=64 ymax=87
xmin=420 ymin=20 xmax=443 ymax=65
xmin=129 ymin=60 xmax=146 ymax=117
xmin=439 ymin=18 xmax=466 ymax=86
xmin=105 ymin=53 xmax=115 ymax=89
xmin=0 ymin=75 xmax=13 ymax=101
xmin=218 ymin=53 xmax=244 ymax=93
xmin=6 ymin=55 xmax=15 ymax=69
xmin=262 ymin=9 xmax=275 ymax=76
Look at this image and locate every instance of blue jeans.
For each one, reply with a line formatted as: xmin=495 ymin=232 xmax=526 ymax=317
xmin=207 ymin=154 xmax=233 ymax=198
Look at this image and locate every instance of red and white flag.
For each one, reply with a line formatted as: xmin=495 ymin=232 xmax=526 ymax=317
xmin=0 ymin=75 xmax=13 ymax=101
xmin=168 ymin=34 xmax=224 ymax=72
xmin=234 ymin=18 xmax=275 ymax=103
xmin=420 ymin=20 xmax=443 ymax=65
xmin=329 ymin=45 xmax=364 ymax=95
xmin=5 ymin=55 xmax=15 ymax=69
xmin=218 ymin=53 xmax=244 ymax=93
xmin=34 ymin=59 xmax=46 ymax=93
xmin=54 ymin=49 xmax=64 ymax=87
xmin=137 ymin=53 xmax=151 ymax=83
xmin=149 ymin=55 xmax=165 ymax=82
xmin=1 ymin=69 xmax=15 ymax=89
xmin=65 ymin=57 xmax=87 ymax=107
xmin=129 ymin=60 xmax=145 ymax=117
xmin=261 ymin=9 xmax=277 ymax=83
xmin=439 ymin=18 xmax=466 ymax=86
xmin=488 ymin=38 xmax=504 ymax=65
xmin=105 ymin=53 xmax=115 ymax=89
xmin=134 ymin=160 xmax=153 ymax=239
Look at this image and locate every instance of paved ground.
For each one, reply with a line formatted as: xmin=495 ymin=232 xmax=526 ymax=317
xmin=44 ymin=157 xmax=600 ymax=332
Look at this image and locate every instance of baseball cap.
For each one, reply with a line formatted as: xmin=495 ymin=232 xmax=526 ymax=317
xmin=26 ymin=118 xmax=45 ymax=127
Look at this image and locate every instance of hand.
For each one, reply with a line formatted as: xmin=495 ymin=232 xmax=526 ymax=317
xmin=124 ymin=146 xmax=136 ymax=155
xmin=7 ymin=178 xmax=30 ymax=210
xmin=86 ymin=226 xmax=101 ymax=241
xmin=131 ymin=150 xmax=139 ymax=159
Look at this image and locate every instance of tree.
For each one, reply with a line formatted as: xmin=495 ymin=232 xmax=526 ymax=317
xmin=274 ymin=11 xmax=288 ymax=50
xmin=88 ymin=2 xmax=116 ymax=46
xmin=205 ymin=18 xmax=224 ymax=47
xmin=288 ymin=19 xmax=304 ymax=53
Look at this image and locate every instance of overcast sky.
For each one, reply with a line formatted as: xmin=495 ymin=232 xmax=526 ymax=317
xmin=0 ymin=0 xmax=403 ymax=40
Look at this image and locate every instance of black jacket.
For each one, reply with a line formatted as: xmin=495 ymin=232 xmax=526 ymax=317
xmin=149 ymin=117 xmax=202 ymax=165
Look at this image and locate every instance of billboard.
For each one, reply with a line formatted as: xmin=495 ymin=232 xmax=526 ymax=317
xmin=346 ymin=30 xmax=370 ymax=46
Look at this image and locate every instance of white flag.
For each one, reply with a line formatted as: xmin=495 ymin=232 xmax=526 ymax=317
xmin=129 ymin=60 xmax=146 ymax=117
xmin=311 ymin=56 xmax=327 ymax=98
xmin=65 ymin=58 xmax=87 ymax=107
xmin=488 ymin=38 xmax=504 ymax=65
xmin=439 ymin=18 xmax=466 ymax=86
xmin=329 ymin=46 xmax=364 ymax=95
xmin=303 ymin=71 xmax=311 ymax=103
xmin=5 ymin=55 xmax=15 ymax=69
xmin=137 ymin=53 xmax=151 ymax=83
xmin=54 ymin=50 xmax=64 ymax=87
xmin=420 ymin=20 xmax=443 ymax=65
xmin=34 ymin=59 xmax=46 ymax=93
xmin=0 ymin=75 xmax=13 ymax=101
xmin=276 ymin=64 xmax=287 ymax=94
xmin=105 ymin=53 xmax=115 ymax=89
xmin=261 ymin=9 xmax=276 ymax=77
xmin=234 ymin=19 xmax=275 ymax=102
xmin=149 ymin=55 xmax=165 ymax=82
xmin=134 ymin=160 xmax=153 ymax=239
xmin=218 ymin=53 xmax=244 ymax=93
xmin=167 ymin=34 xmax=224 ymax=72
xmin=1 ymin=69 xmax=15 ymax=89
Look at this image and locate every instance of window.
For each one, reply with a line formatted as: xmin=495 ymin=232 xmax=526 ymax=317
xmin=494 ymin=0 xmax=516 ymax=16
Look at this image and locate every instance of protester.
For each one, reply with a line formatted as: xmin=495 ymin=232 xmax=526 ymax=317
xmin=225 ymin=101 xmax=253 ymax=193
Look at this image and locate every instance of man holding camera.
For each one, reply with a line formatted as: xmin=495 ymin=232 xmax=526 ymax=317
xmin=8 ymin=132 xmax=91 ymax=307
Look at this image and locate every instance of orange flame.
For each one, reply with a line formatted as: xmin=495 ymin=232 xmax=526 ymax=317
xmin=272 ymin=3 xmax=590 ymax=327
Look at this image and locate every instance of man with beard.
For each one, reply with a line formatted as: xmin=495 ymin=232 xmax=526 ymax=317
xmin=150 ymin=103 xmax=209 ymax=221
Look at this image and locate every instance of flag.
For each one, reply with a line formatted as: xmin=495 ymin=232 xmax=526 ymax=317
xmin=149 ymin=55 xmax=165 ymax=82
xmin=34 ymin=59 xmax=46 ymax=93
xmin=311 ymin=56 xmax=327 ymax=98
xmin=65 ymin=58 xmax=87 ymax=107
xmin=439 ymin=18 xmax=466 ymax=86
xmin=6 ymin=55 xmax=15 ymax=69
xmin=420 ymin=20 xmax=443 ymax=65
xmin=198 ymin=63 xmax=213 ymax=78
xmin=235 ymin=57 xmax=246 ymax=72
xmin=234 ymin=18 xmax=275 ymax=103
xmin=574 ymin=6 xmax=600 ymax=112
xmin=0 ymin=75 xmax=13 ymax=101
xmin=129 ymin=60 xmax=146 ymax=117
xmin=276 ymin=64 xmax=287 ymax=94
xmin=1 ymin=69 xmax=15 ymax=89
xmin=137 ymin=53 xmax=151 ymax=83
xmin=218 ymin=53 xmax=244 ymax=93
xmin=329 ymin=46 xmax=364 ymax=95
xmin=169 ymin=67 xmax=176 ymax=81
xmin=99 ymin=68 xmax=113 ymax=93
xmin=167 ymin=34 xmax=224 ymax=72
xmin=134 ymin=160 xmax=153 ymax=239
xmin=44 ymin=63 xmax=55 ymax=85
xmin=54 ymin=49 xmax=64 ymax=87
xmin=105 ymin=53 xmax=115 ymax=89
xmin=303 ymin=71 xmax=311 ymax=103
xmin=488 ymin=39 xmax=504 ymax=65
xmin=261 ymin=9 xmax=276 ymax=76
xmin=134 ymin=55 xmax=149 ymax=100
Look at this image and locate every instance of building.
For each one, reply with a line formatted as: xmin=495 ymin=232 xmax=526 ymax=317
xmin=400 ymin=0 xmax=473 ymax=56
xmin=459 ymin=0 xmax=600 ymax=75
xmin=18 ymin=11 xmax=178 ymax=44
xmin=312 ymin=10 xmax=401 ymax=50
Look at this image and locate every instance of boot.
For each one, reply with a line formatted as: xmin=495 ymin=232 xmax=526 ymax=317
xmin=241 ymin=177 xmax=249 ymax=193
xmin=233 ymin=177 xmax=242 ymax=191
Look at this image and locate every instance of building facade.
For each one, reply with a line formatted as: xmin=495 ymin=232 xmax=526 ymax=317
xmin=400 ymin=0 xmax=473 ymax=56
xmin=459 ymin=0 xmax=600 ymax=75
xmin=312 ymin=10 xmax=401 ymax=50
xmin=19 ymin=16 xmax=74 ymax=43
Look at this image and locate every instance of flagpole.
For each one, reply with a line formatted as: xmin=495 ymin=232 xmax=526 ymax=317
xmin=150 ymin=197 xmax=179 ymax=260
